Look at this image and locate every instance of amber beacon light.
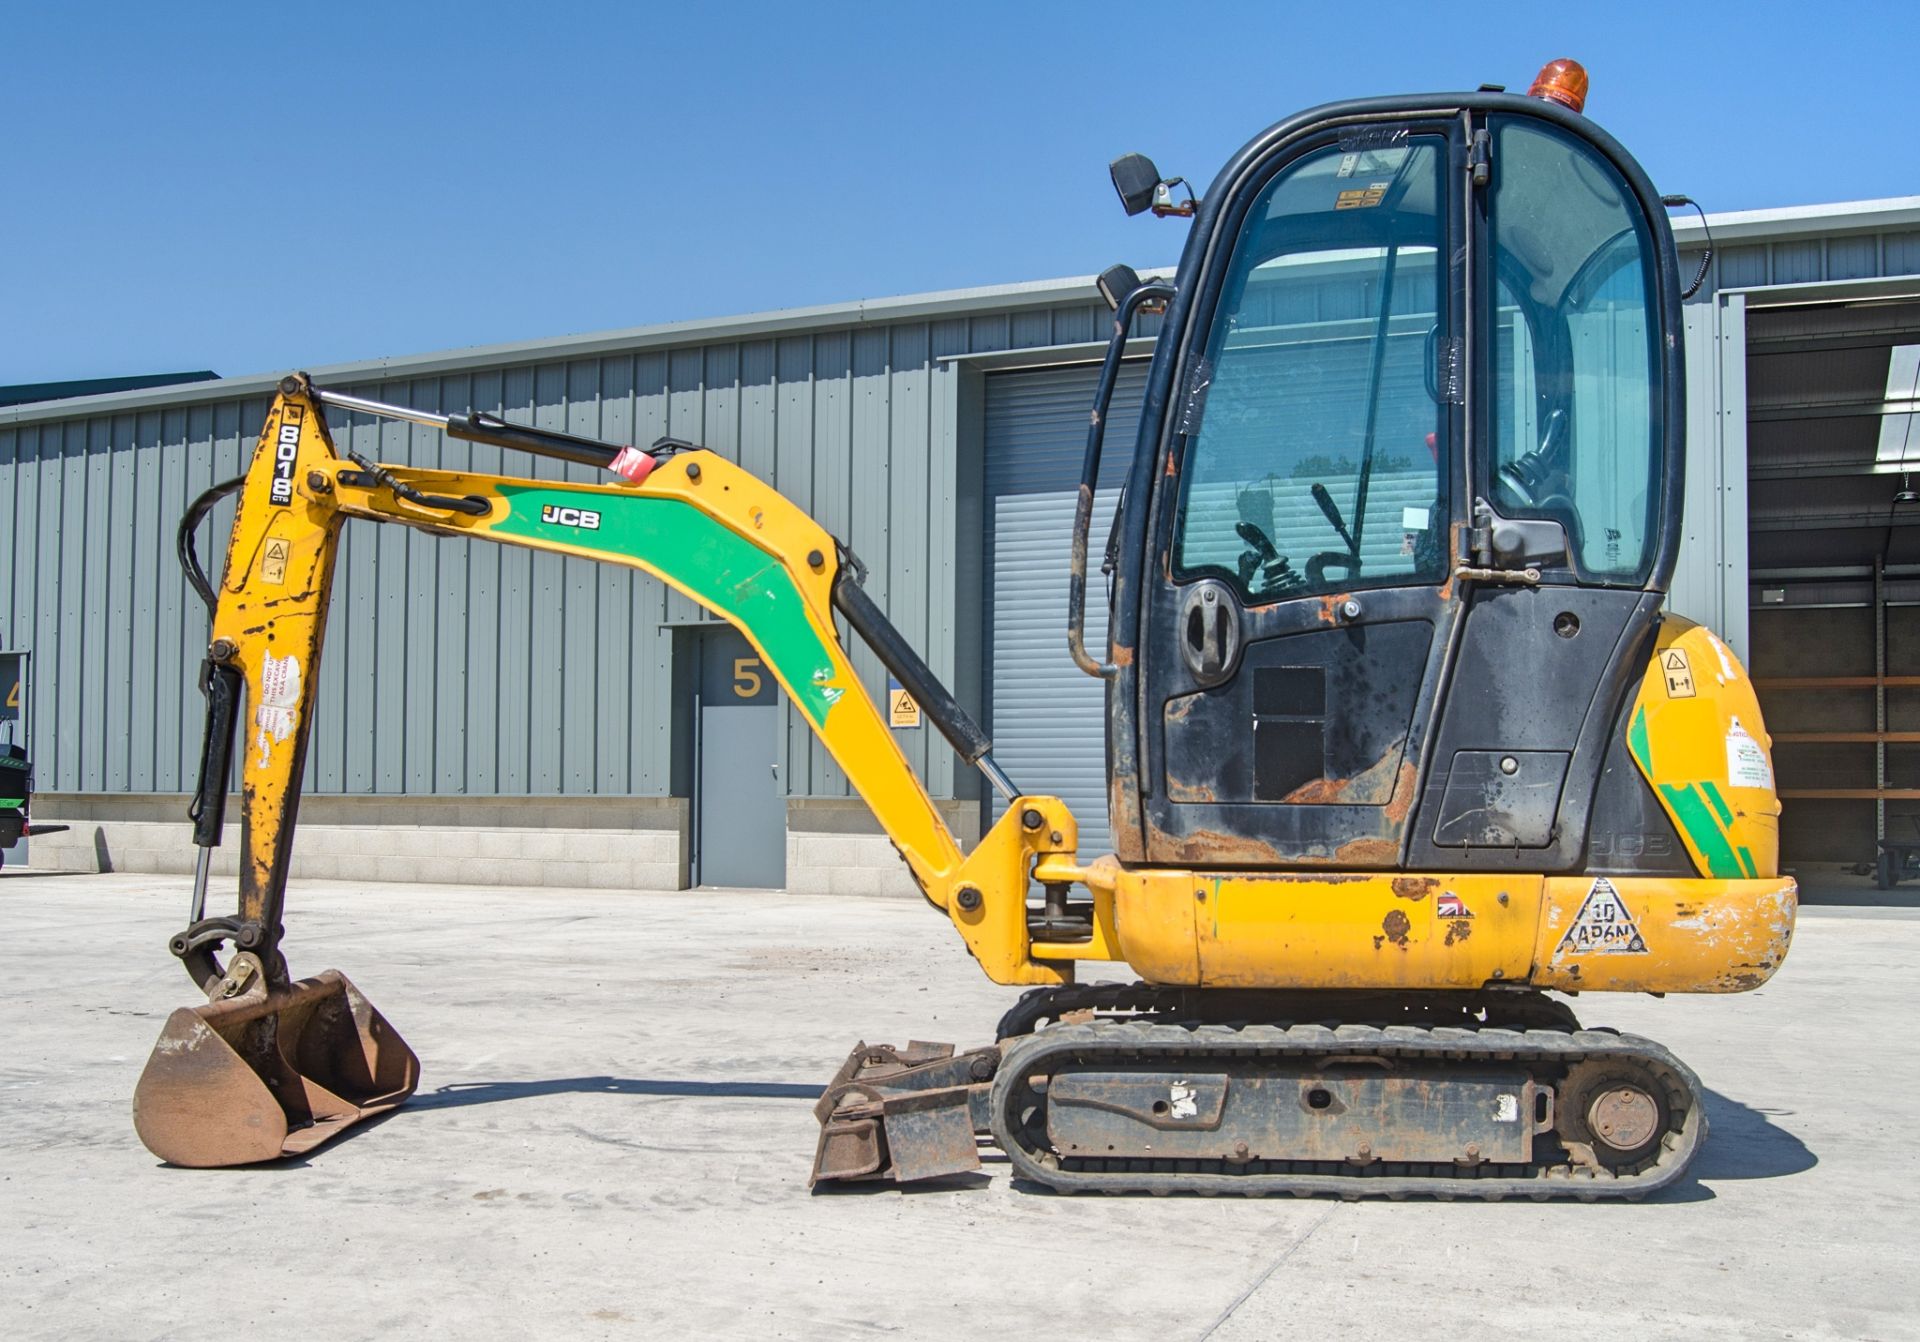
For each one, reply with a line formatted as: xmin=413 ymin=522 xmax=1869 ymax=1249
xmin=1528 ymin=58 xmax=1590 ymax=113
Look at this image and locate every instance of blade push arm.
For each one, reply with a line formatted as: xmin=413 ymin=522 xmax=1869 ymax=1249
xmin=186 ymin=375 xmax=1098 ymax=989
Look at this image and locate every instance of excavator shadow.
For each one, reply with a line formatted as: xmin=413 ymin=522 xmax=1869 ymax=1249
xmin=148 ymin=1077 xmax=1813 ymax=1202
xmin=407 ymin=1076 xmax=825 ymax=1108
xmin=1676 ymin=1088 xmax=1819 ymax=1191
xmin=385 ymin=1080 xmax=1822 ymax=1204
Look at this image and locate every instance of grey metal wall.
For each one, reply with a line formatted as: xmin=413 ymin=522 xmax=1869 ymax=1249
xmin=0 ymin=299 xmax=1127 ymax=803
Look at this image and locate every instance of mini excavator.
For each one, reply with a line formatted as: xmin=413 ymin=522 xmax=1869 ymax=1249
xmin=134 ymin=61 xmax=1795 ymax=1199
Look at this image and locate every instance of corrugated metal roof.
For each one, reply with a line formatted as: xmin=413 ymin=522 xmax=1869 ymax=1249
xmin=7 ymin=197 xmax=1917 ymax=427
xmin=0 ymin=270 xmax=1164 ymax=425
xmin=1668 ymin=196 xmax=1920 ymax=245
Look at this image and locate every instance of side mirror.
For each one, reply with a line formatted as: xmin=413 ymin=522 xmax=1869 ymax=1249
xmin=1109 ymin=153 xmax=1162 ymax=217
xmin=1096 ymin=263 xmax=1144 ymax=312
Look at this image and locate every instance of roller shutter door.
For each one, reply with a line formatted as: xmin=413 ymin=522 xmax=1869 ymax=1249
xmin=984 ymin=362 xmax=1149 ymax=858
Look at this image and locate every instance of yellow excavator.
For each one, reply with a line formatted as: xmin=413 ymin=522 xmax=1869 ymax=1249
xmin=133 ymin=61 xmax=1794 ymax=1200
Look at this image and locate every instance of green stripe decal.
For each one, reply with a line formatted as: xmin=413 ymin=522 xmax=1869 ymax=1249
xmin=1700 ymin=780 xmax=1735 ymax=829
xmin=1736 ymin=845 xmax=1757 ymax=879
xmin=489 ymin=486 xmax=843 ymax=728
xmin=1658 ymin=782 xmax=1746 ymax=879
xmin=1628 ymin=705 xmax=1653 ymax=775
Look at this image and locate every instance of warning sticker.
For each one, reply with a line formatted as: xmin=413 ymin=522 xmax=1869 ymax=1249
xmin=260 ymin=538 xmax=290 ymax=585
xmin=1662 ymin=649 xmax=1696 ymax=698
xmin=254 ymin=651 xmax=302 ymax=766
xmin=1726 ymin=715 xmax=1774 ymax=790
xmin=1335 ymin=182 xmax=1389 ymax=210
xmin=886 ymin=676 xmax=921 ymax=729
xmin=1554 ymin=877 xmax=1648 ymax=959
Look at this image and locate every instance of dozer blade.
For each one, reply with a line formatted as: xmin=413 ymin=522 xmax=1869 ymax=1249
xmin=810 ymin=1040 xmax=999 ymax=1187
xmin=133 ymin=960 xmax=418 ymax=1167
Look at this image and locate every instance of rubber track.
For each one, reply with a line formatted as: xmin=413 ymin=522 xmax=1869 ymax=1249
xmin=988 ymin=1019 xmax=1705 ymax=1202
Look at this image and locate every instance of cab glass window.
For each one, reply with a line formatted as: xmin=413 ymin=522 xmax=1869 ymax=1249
xmin=1172 ymin=136 xmax=1449 ymax=604
xmin=1490 ymin=116 xmax=1660 ymax=582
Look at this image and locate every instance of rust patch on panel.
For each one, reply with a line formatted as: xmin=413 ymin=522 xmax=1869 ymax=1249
xmin=1382 ymin=761 xmax=1420 ymax=825
xmin=1391 ymin=877 xmax=1436 ymax=902
xmin=1335 ymin=836 xmax=1399 ymax=866
xmin=1149 ymin=822 xmax=1288 ymax=867
xmin=1443 ymin=919 xmax=1472 ymax=946
xmin=1281 ymin=744 xmax=1406 ymax=807
xmin=1110 ymin=644 xmax=1134 ymax=668
xmin=1379 ymin=908 xmax=1412 ymax=949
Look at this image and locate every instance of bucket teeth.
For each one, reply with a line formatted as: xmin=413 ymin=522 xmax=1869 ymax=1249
xmin=132 ymin=968 xmax=418 ymax=1167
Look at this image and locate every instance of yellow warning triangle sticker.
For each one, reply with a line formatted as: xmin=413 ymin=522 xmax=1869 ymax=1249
xmin=1554 ymin=877 xmax=1648 ymax=959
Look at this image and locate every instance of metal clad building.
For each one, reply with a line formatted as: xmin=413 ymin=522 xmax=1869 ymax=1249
xmin=5 ymin=195 xmax=1919 ymax=887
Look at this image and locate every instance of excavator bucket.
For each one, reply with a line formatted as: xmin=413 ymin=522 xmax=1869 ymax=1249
xmin=810 ymin=1040 xmax=999 ymax=1186
xmin=133 ymin=964 xmax=418 ymax=1167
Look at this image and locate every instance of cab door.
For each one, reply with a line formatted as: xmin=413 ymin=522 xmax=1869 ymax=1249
xmin=1402 ymin=111 xmax=1675 ymax=876
xmin=1138 ymin=123 xmax=1466 ymax=867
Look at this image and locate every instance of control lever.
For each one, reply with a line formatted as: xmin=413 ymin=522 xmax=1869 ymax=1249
xmin=1311 ymin=482 xmax=1356 ymax=554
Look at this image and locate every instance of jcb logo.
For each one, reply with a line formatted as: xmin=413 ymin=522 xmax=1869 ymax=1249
xmin=540 ymin=504 xmax=601 ymax=530
xmin=268 ymin=410 xmax=303 ymax=506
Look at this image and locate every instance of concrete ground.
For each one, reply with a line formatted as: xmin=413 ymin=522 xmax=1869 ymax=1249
xmin=1 ymin=870 xmax=1913 ymax=1341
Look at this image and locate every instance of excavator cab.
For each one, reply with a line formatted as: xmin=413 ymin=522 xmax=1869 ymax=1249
xmin=1100 ymin=96 xmax=1692 ymax=878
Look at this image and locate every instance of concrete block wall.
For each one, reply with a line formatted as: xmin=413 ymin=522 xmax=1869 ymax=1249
xmin=26 ymin=793 xmax=987 ymax=899
xmin=28 ymin=794 xmax=689 ymax=890
xmin=784 ymin=797 xmax=982 ymax=898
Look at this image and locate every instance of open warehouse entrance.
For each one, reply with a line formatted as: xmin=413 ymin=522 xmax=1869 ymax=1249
xmin=1745 ymin=293 xmax=1920 ymax=878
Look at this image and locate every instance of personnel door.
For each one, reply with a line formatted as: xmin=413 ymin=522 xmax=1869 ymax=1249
xmin=694 ymin=627 xmax=787 ymax=888
xmin=0 ymin=653 xmax=25 ymax=867
xmin=1140 ymin=125 xmax=1464 ymax=866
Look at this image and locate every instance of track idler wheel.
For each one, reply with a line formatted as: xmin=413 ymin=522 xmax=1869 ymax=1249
xmin=1555 ymin=1061 xmax=1680 ymax=1172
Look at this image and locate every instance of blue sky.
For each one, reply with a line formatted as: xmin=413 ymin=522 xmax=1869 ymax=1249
xmin=5 ymin=1 xmax=1916 ymax=384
